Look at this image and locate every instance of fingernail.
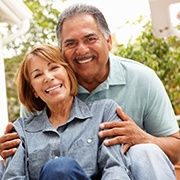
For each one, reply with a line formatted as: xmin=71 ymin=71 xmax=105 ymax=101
xmin=98 ymin=132 xmax=103 ymax=137
xmin=100 ymin=123 xmax=104 ymax=129
xmin=104 ymin=140 xmax=109 ymax=146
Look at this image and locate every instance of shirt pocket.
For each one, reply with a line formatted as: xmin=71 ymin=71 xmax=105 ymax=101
xmin=67 ymin=138 xmax=99 ymax=176
xmin=28 ymin=149 xmax=52 ymax=180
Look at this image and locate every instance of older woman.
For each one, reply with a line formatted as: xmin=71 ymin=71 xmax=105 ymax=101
xmin=0 ymin=44 xmax=131 ymax=180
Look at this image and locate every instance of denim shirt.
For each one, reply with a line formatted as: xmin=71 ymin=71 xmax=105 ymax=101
xmin=1 ymin=97 xmax=131 ymax=180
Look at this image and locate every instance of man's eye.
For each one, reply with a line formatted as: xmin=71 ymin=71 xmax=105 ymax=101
xmin=64 ymin=41 xmax=77 ymax=48
xmin=87 ymin=37 xmax=96 ymax=44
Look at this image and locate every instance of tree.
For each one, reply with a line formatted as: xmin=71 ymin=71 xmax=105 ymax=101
xmin=114 ymin=19 xmax=180 ymax=115
xmin=4 ymin=3 xmax=180 ymax=121
xmin=4 ymin=0 xmax=60 ymax=120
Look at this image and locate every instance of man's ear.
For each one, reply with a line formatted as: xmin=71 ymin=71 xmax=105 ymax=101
xmin=107 ymin=35 xmax=112 ymax=51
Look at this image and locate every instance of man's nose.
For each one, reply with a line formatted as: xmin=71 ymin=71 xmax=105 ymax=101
xmin=75 ymin=43 xmax=89 ymax=55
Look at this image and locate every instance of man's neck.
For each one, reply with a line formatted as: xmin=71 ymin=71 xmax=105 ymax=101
xmin=77 ymin=69 xmax=109 ymax=92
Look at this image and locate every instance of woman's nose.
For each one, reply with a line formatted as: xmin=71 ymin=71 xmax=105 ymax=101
xmin=44 ymin=73 xmax=54 ymax=83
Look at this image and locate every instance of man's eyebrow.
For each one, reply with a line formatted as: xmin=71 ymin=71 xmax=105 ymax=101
xmin=63 ymin=34 xmax=97 ymax=44
xmin=84 ymin=33 xmax=97 ymax=38
xmin=64 ymin=39 xmax=75 ymax=44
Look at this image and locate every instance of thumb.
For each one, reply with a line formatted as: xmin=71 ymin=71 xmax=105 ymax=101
xmin=4 ymin=122 xmax=14 ymax=134
xmin=116 ymin=106 xmax=129 ymax=121
xmin=122 ymin=144 xmax=131 ymax=154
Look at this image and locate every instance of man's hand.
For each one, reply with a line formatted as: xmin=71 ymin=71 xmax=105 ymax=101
xmin=0 ymin=122 xmax=20 ymax=159
xmin=98 ymin=106 xmax=153 ymax=154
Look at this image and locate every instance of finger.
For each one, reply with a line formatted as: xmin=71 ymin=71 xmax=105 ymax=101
xmin=4 ymin=122 xmax=14 ymax=134
xmin=0 ymin=139 xmax=20 ymax=158
xmin=98 ymin=126 xmax=125 ymax=138
xmin=0 ymin=134 xmax=20 ymax=156
xmin=103 ymin=136 xmax=126 ymax=146
xmin=116 ymin=106 xmax=129 ymax=121
xmin=3 ymin=132 xmax=19 ymax=143
xmin=2 ymin=137 xmax=21 ymax=149
xmin=122 ymin=144 xmax=131 ymax=154
xmin=1 ymin=148 xmax=18 ymax=159
xmin=100 ymin=121 xmax=124 ymax=130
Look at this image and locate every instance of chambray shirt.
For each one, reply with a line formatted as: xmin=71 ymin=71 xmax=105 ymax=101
xmin=1 ymin=97 xmax=131 ymax=180
xmin=21 ymin=53 xmax=179 ymax=136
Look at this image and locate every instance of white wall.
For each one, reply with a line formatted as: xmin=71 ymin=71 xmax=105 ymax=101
xmin=0 ymin=33 xmax=9 ymax=135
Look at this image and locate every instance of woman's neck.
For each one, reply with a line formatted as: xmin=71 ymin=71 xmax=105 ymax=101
xmin=48 ymin=96 xmax=74 ymax=128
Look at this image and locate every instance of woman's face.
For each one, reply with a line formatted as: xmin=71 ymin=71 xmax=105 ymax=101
xmin=28 ymin=56 xmax=72 ymax=106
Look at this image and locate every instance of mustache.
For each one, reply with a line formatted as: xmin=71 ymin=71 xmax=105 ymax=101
xmin=75 ymin=54 xmax=95 ymax=61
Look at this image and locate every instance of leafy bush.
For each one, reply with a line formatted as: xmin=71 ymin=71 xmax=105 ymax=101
xmin=114 ymin=20 xmax=180 ymax=115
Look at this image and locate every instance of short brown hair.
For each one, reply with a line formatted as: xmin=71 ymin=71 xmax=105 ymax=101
xmin=15 ymin=44 xmax=78 ymax=112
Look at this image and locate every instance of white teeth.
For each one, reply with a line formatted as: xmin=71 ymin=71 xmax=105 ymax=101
xmin=46 ymin=84 xmax=62 ymax=92
xmin=78 ymin=58 xmax=92 ymax=64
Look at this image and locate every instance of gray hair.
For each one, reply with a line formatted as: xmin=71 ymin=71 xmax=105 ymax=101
xmin=56 ymin=3 xmax=111 ymax=48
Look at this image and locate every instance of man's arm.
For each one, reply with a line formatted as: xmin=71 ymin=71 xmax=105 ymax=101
xmin=0 ymin=104 xmax=40 ymax=160
xmin=0 ymin=123 xmax=20 ymax=159
xmin=98 ymin=106 xmax=180 ymax=165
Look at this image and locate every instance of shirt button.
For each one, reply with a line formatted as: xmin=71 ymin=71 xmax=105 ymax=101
xmin=87 ymin=138 xmax=92 ymax=144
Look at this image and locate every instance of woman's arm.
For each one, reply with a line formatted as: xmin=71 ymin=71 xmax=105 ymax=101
xmin=1 ymin=141 xmax=27 ymax=179
xmin=98 ymin=143 xmax=131 ymax=180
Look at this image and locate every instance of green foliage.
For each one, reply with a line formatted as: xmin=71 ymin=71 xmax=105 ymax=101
xmin=5 ymin=0 xmax=60 ymax=57
xmin=5 ymin=55 xmax=23 ymax=120
xmin=4 ymin=0 xmax=61 ymax=120
xmin=114 ymin=20 xmax=180 ymax=115
xmin=4 ymin=3 xmax=179 ymax=121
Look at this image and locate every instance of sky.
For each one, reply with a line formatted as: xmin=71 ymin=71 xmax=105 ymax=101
xmin=54 ymin=0 xmax=151 ymax=44
xmin=53 ymin=0 xmax=180 ymax=44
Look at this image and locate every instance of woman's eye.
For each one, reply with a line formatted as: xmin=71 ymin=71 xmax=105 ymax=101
xmin=51 ymin=65 xmax=60 ymax=70
xmin=34 ymin=74 xmax=41 ymax=78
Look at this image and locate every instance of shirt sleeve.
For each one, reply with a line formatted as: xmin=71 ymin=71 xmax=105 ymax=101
xmin=1 ymin=142 xmax=27 ymax=180
xmin=0 ymin=159 xmax=5 ymax=180
xmin=20 ymin=103 xmax=41 ymax=118
xmin=98 ymin=142 xmax=131 ymax=179
xmin=97 ymin=100 xmax=131 ymax=179
xmin=144 ymin=71 xmax=179 ymax=136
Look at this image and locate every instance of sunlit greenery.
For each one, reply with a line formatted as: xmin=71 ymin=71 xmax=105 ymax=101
xmin=113 ymin=19 xmax=180 ymax=115
xmin=3 ymin=0 xmax=180 ymax=121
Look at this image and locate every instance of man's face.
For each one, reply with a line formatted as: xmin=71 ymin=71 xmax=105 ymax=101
xmin=60 ymin=14 xmax=112 ymax=82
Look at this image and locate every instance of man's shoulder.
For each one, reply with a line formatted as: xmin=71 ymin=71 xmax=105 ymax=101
xmin=109 ymin=53 xmax=156 ymax=79
xmin=110 ymin=53 xmax=151 ymax=70
xmin=86 ymin=98 xmax=118 ymax=110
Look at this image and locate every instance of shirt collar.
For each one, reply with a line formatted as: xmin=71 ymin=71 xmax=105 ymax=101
xmin=24 ymin=97 xmax=92 ymax=132
xmin=108 ymin=53 xmax=126 ymax=85
xmin=78 ymin=53 xmax=126 ymax=93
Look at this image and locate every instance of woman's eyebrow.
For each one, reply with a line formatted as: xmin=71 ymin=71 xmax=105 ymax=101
xmin=31 ymin=68 xmax=40 ymax=74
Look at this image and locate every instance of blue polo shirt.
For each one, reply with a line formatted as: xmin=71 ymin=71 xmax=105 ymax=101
xmin=77 ymin=53 xmax=178 ymax=136
xmin=20 ymin=53 xmax=179 ymax=136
